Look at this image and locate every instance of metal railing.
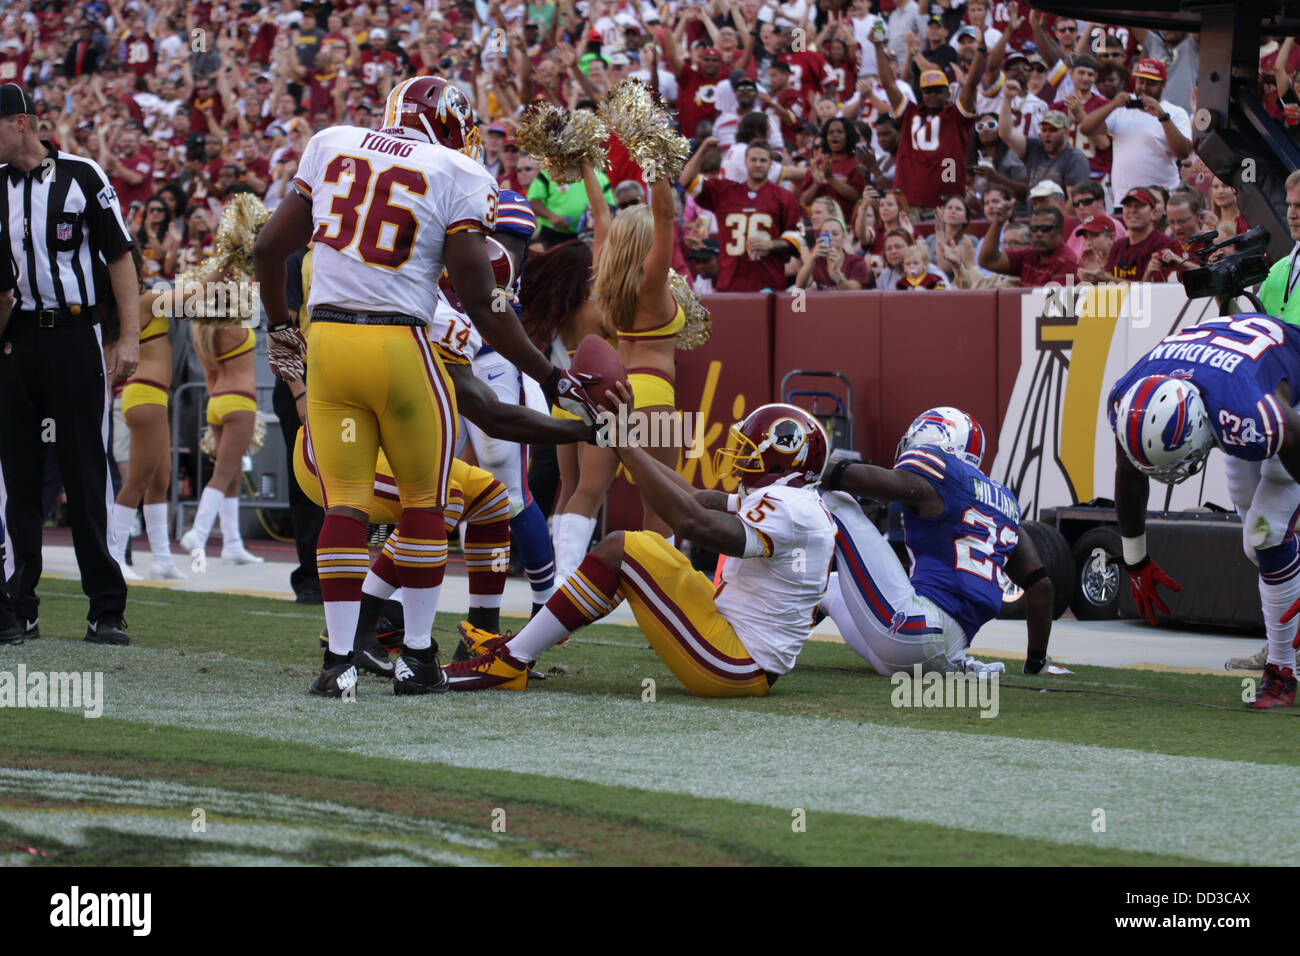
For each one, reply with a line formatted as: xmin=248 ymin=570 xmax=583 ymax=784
xmin=169 ymin=381 xmax=291 ymax=539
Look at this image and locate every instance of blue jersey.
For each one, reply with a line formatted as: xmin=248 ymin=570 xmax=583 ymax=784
xmin=1108 ymin=315 xmax=1300 ymax=462
xmin=895 ymin=445 xmax=1022 ymax=643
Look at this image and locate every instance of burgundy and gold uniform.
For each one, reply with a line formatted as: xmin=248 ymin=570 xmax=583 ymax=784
xmin=893 ymin=100 xmax=975 ymax=208
xmin=690 ymin=177 xmax=805 ymax=292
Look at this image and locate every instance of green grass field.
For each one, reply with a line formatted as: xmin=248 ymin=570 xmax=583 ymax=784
xmin=0 ymin=579 xmax=1295 ymax=866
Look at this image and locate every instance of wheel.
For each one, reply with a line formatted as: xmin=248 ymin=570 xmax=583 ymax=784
xmin=998 ymin=521 xmax=1075 ymax=620
xmin=1070 ymin=527 xmax=1124 ymax=621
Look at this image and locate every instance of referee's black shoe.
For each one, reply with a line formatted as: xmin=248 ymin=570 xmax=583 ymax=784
xmin=85 ymin=614 xmax=130 ymax=646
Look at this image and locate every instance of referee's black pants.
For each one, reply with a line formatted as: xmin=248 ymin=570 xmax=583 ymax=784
xmin=0 ymin=319 xmax=125 ymax=624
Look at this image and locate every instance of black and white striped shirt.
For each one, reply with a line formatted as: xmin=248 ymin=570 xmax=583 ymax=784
xmin=0 ymin=141 xmax=134 ymax=311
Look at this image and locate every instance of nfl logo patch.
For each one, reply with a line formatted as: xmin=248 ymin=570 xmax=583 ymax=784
xmin=56 ymin=222 xmax=72 ymax=241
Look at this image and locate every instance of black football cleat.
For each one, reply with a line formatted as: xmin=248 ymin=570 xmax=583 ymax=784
xmin=309 ymin=654 xmax=359 ymax=698
xmin=354 ymin=628 xmax=395 ymax=678
xmin=22 ymin=618 xmax=40 ymax=640
xmin=393 ymin=643 xmax=448 ymax=695
xmin=84 ymin=614 xmax=129 ymax=646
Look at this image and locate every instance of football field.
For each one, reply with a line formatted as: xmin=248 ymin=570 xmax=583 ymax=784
xmin=0 ymin=579 xmax=1294 ymax=867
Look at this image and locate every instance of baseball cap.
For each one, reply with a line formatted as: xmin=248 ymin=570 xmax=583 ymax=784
xmin=1122 ymin=186 xmax=1159 ymax=207
xmin=369 ymin=27 xmax=387 ymax=43
xmin=689 ymin=238 xmax=721 ymax=259
xmin=920 ymin=70 xmax=949 ymax=89
xmin=1041 ymin=110 xmax=1069 ymax=128
xmin=1027 ymin=54 xmax=1046 ymax=67
xmin=502 ymin=136 xmax=519 ymax=150
xmin=487 ymin=122 xmax=507 ymax=135
xmin=609 ymin=52 xmax=631 ymax=67
xmin=700 ymin=46 xmax=722 ymax=58
xmin=1074 ymin=215 xmax=1115 ymax=237
xmin=1072 ymin=52 xmax=1099 ymax=72
xmin=0 ymin=83 xmax=35 ymax=117
xmin=1028 ymin=179 xmax=1065 ymax=199
xmin=730 ymin=68 xmax=754 ymax=87
xmin=1133 ymin=58 xmax=1168 ymax=82
xmin=771 ymin=59 xmax=791 ymax=72
xmin=955 ymin=26 xmax=979 ymax=41
xmin=928 ymin=14 xmax=945 ymax=25
xmin=588 ymin=29 xmax=603 ymax=42
xmin=1005 ymin=50 xmax=1029 ymax=65
xmin=494 ymin=189 xmax=537 ymax=239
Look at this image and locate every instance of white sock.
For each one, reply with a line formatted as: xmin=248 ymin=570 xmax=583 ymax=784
xmin=109 ymin=503 xmax=136 ymax=563
xmin=219 ymin=496 xmax=243 ymax=550
xmin=470 ymin=592 xmax=503 ymax=611
xmin=325 ymin=601 xmax=360 ymax=656
xmin=506 ymin=607 xmax=570 ymax=661
xmin=362 ymin=570 xmax=398 ymax=601
xmin=554 ymin=513 xmax=597 ymax=583
xmin=1261 ymin=576 xmax=1300 ymax=671
xmin=143 ymin=503 xmax=172 ymax=564
xmin=401 ymin=585 xmax=441 ymax=651
xmin=188 ymin=486 xmax=225 ymax=545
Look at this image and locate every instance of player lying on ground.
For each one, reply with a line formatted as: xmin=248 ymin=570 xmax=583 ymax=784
xmin=1111 ymin=314 xmax=1300 ymax=709
xmin=818 ymin=407 xmax=1054 ymax=675
xmin=442 ymin=393 xmax=836 ymax=696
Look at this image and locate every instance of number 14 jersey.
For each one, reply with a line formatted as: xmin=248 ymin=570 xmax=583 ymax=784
xmin=293 ymin=124 xmax=499 ymax=325
xmin=895 ymin=446 xmax=1021 ymax=645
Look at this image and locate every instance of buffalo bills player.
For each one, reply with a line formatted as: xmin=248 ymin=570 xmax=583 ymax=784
xmin=819 ymin=408 xmax=1055 ymax=675
xmin=1111 ymin=314 xmax=1300 ymax=709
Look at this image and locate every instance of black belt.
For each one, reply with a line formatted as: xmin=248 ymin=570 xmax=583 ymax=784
xmin=13 ymin=305 xmax=99 ymax=328
xmin=311 ymin=307 xmax=422 ymax=327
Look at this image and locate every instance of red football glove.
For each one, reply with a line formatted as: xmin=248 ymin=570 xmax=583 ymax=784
xmin=267 ymin=324 xmax=307 ymax=382
xmin=1279 ymin=597 xmax=1300 ymax=647
xmin=1125 ymin=557 xmax=1181 ymax=625
xmin=543 ymin=367 xmax=602 ymax=426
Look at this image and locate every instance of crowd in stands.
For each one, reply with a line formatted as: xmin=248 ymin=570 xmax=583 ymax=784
xmin=7 ymin=0 xmax=1295 ymax=295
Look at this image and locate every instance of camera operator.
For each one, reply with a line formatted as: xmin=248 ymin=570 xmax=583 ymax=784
xmin=1257 ymin=169 xmax=1300 ymax=325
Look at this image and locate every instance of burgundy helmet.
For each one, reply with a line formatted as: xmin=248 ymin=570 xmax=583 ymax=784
xmin=714 ymin=404 xmax=830 ymax=492
xmin=382 ymin=75 xmax=483 ymax=161
xmin=439 ymin=236 xmax=516 ymax=310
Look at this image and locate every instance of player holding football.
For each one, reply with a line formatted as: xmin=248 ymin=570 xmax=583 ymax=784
xmin=253 ymin=77 xmax=599 ymax=698
xmin=443 ymin=397 xmax=837 ymax=697
xmin=1110 ymin=315 xmax=1300 ymax=708
xmin=818 ymin=408 xmax=1055 ymax=676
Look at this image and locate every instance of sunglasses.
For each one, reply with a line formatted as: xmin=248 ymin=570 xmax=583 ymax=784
xmin=1031 ymin=64 xmax=1047 ymax=73
xmin=1029 ymin=223 xmax=1056 ymax=233
xmin=147 ymin=206 xmax=166 ymax=213
xmin=617 ymin=199 xmax=642 ymax=209
xmin=1071 ymin=197 xmax=1096 ymax=207
xmin=975 ymin=120 xmax=997 ymax=132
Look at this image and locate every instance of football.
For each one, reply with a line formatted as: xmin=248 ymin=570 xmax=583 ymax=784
xmin=569 ymin=334 xmax=630 ymax=413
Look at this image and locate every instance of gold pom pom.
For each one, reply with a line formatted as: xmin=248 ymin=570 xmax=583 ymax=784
xmin=201 ymin=411 xmax=268 ymax=457
xmin=176 ymin=194 xmax=273 ymax=327
xmin=668 ymin=269 xmax=711 ymax=351
xmin=599 ymin=79 xmax=691 ymax=182
xmin=515 ymin=102 xmax=610 ymax=184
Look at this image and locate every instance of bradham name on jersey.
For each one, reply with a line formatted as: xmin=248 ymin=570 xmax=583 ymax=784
xmin=972 ymin=477 xmax=1020 ymax=523
xmin=1145 ymin=340 xmax=1246 ymax=374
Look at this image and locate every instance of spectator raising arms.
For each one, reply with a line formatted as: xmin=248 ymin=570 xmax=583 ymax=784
xmin=979 ymin=202 xmax=1080 ymax=286
xmin=680 ymin=136 xmax=805 ymax=292
xmin=873 ymin=31 xmax=986 ymax=215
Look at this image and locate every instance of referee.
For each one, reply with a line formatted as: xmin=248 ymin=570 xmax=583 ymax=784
xmin=0 ymin=83 xmax=139 ymax=645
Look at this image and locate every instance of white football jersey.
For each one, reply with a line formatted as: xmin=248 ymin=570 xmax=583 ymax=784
xmin=426 ymin=290 xmax=483 ymax=365
xmin=715 ymin=484 xmax=836 ymax=675
xmin=293 ymin=125 xmax=499 ymax=325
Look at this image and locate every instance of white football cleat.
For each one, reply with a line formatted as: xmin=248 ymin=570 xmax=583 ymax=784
xmin=221 ymin=544 xmax=264 ymax=565
xmin=150 ymin=560 xmax=188 ymax=581
xmin=179 ymin=529 xmax=206 ymax=553
xmin=116 ymin=559 xmax=142 ymax=582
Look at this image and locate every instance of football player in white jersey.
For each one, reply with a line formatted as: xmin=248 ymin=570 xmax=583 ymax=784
xmin=253 ymin=76 xmax=599 ymax=698
xmin=443 ymin=399 xmax=837 ymax=697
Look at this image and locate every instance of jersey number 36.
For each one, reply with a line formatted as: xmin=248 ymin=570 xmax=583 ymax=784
xmin=313 ymin=154 xmax=428 ymax=269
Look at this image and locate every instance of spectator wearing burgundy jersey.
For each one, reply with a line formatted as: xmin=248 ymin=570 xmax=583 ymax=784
xmin=980 ymin=203 xmax=1080 ymax=286
xmin=1105 ymin=186 xmax=1182 ymax=279
xmin=874 ymin=33 xmax=984 ymax=216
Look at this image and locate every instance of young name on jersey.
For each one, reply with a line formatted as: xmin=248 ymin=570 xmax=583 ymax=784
xmin=293 ymin=124 xmax=499 ymax=325
xmin=714 ymin=484 xmax=836 ymax=675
